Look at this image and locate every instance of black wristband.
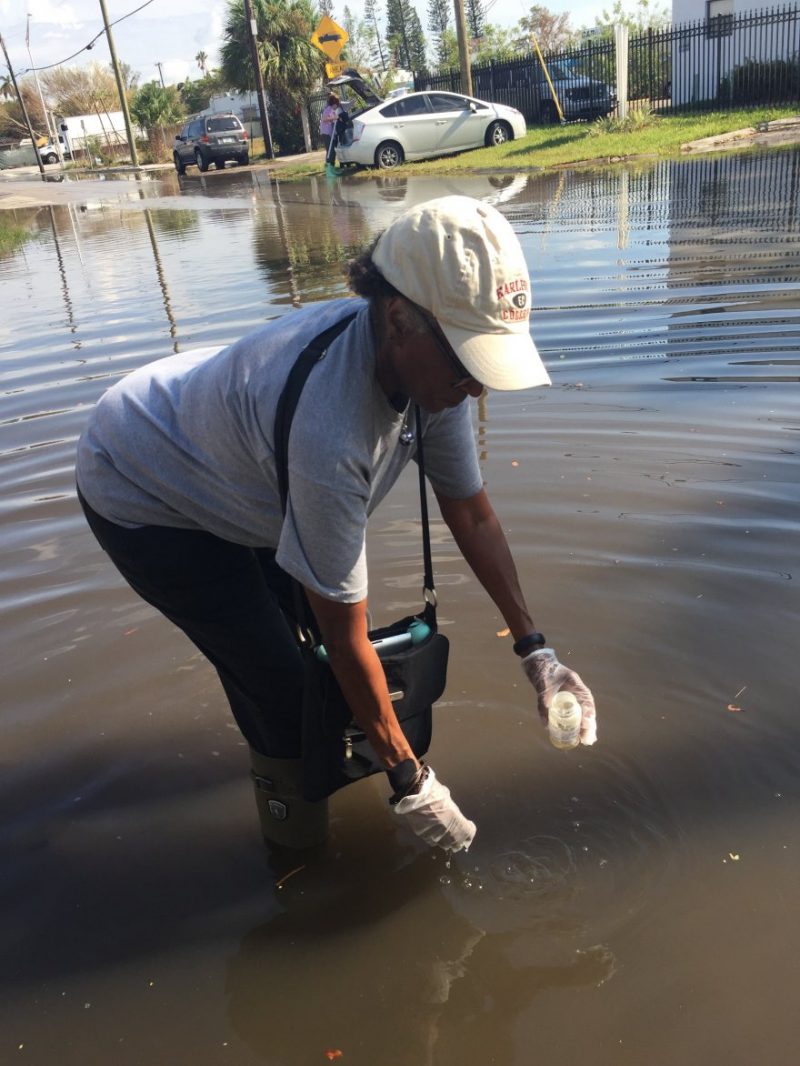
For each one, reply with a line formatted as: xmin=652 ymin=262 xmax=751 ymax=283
xmin=387 ymin=759 xmax=419 ymax=795
xmin=513 ymin=631 xmax=547 ymax=657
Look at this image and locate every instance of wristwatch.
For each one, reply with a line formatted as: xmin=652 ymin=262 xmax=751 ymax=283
xmin=512 ymin=631 xmax=547 ymax=657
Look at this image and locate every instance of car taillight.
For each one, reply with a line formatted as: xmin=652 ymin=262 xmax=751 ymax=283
xmin=352 ymin=121 xmax=364 ymax=143
xmin=242 ymin=131 xmax=248 ymax=140
xmin=200 ymin=134 xmax=209 ymax=143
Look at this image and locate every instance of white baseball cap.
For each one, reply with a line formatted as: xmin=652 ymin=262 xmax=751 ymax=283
xmin=372 ymin=195 xmax=550 ymax=391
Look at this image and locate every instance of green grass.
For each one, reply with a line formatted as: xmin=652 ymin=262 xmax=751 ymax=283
xmin=0 ymin=219 xmax=35 ymax=256
xmin=271 ymin=106 xmax=798 ymax=180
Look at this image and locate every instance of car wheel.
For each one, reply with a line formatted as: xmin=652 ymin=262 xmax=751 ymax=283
xmin=42 ymin=152 xmax=58 ymax=164
xmin=195 ymin=150 xmax=209 ymax=173
xmin=540 ymin=101 xmax=558 ymax=124
xmin=375 ymin=141 xmax=404 ymax=170
xmin=173 ymin=153 xmax=186 ymax=175
xmin=486 ymin=121 xmax=512 ymax=147
xmin=237 ymin=154 xmax=249 ymax=166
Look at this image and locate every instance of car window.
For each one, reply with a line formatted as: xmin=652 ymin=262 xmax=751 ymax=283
xmin=178 ymin=125 xmax=191 ymax=138
xmin=188 ymin=121 xmax=202 ymax=138
xmin=207 ymin=116 xmax=241 ymax=132
xmin=379 ymin=95 xmax=430 ymax=118
xmin=427 ymin=93 xmax=471 ymax=113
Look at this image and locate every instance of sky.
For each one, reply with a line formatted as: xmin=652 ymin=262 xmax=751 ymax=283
xmin=1 ymin=0 xmax=614 ymax=87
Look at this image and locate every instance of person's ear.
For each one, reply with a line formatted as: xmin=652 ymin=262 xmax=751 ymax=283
xmin=384 ymin=296 xmax=415 ymax=345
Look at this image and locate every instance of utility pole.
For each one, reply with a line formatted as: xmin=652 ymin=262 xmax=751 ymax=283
xmin=0 ymin=30 xmax=47 ymax=180
xmin=155 ymin=61 xmax=165 ymax=88
xmin=454 ymin=0 xmax=473 ymax=96
xmin=242 ymin=0 xmax=275 ymax=159
xmin=453 ymin=0 xmax=473 ymax=95
xmin=97 ymin=0 xmax=140 ymax=167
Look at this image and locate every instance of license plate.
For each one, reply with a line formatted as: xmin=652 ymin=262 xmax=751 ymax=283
xmin=220 ymin=136 xmax=234 ymax=143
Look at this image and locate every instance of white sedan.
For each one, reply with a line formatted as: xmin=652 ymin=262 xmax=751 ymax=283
xmin=335 ymin=90 xmax=527 ymax=170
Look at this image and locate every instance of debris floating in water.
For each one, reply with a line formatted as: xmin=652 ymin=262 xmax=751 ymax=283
xmin=324 ymin=1051 xmax=343 ymax=1061
xmin=496 ymin=627 xmax=510 ymax=638
xmin=275 ymin=865 xmax=306 ymax=890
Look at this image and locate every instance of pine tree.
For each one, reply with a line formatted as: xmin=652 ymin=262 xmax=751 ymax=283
xmin=386 ymin=0 xmax=411 ymax=68
xmin=386 ymin=0 xmax=427 ymax=71
xmin=427 ymin=0 xmax=450 ymax=67
xmin=364 ymin=0 xmax=388 ymax=70
xmin=466 ymin=0 xmax=485 ymax=40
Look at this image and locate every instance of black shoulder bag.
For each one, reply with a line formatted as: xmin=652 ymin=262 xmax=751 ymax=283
xmin=274 ymin=313 xmax=449 ymax=802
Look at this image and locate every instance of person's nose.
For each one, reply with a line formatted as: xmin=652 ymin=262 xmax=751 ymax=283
xmin=464 ymin=379 xmax=484 ymax=398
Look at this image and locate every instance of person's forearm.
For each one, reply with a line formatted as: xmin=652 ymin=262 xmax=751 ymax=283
xmin=325 ymin=635 xmax=417 ymax=768
xmin=437 ymin=490 xmax=536 ymax=642
xmin=455 ymin=513 xmax=534 ymax=640
xmin=303 ymin=584 xmax=417 ymax=769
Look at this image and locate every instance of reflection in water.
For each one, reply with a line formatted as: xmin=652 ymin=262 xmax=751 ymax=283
xmin=47 ymin=206 xmax=78 ymax=346
xmin=142 ymin=207 xmax=178 ymax=349
xmin=1 ymin=150 xmax=799 ymax=1065
xmin=225 ymin=810 xmax=617 ymax=1066
xmin=251 ymin=178 xmax=371 ymax=304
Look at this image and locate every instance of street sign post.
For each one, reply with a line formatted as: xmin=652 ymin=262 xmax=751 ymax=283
xmin=310 ymin=15 xmax=348 ymax=60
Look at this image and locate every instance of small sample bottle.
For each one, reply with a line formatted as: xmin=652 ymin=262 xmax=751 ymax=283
xmin=548 ymin=690 xmax=582 ymax=750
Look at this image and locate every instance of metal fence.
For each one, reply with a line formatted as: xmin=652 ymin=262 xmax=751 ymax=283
xmin=415 ymin=41 xmax=616 ymax=124
xmin=414 ymin=4 xmax=800 ymax=122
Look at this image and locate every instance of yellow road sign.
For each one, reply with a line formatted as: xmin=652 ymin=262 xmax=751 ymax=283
xmin=311 ymin=15 xmax=348 ymax=60
xmin=325 ymin=60 xmax=348 ymax=79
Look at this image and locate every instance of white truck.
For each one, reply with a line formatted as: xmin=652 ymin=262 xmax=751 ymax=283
xmin=55 ymin=111 xmax=140 ymax=155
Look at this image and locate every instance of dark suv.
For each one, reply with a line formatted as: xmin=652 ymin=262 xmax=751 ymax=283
xmin=173 ymin=114 xmax=249 ymax=173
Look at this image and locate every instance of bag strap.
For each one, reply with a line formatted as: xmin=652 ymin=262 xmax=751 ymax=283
xmin=274 ymin=312 xmax=357 ymax=513
xmin=273 ymin=311 xmax=438 ymax=635
xmin=414 ymin=403 xmax=436 ymax=627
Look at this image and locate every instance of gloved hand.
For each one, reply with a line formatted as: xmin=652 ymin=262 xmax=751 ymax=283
xmin=522 ymin=647 xmax=597 ymax=745
xmin=392 ymin=765 xmax=476 ymax=852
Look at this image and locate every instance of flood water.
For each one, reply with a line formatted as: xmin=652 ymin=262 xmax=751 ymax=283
xmin=2 ymin=151 xmax=799 ymax=1065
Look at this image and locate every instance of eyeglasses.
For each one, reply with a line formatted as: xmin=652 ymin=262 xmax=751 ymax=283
xmin=423 ymin=315 xmax=478 ymax=392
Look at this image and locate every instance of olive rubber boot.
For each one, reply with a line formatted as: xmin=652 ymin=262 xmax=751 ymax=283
xmin=249 ymin=749 xmax=329 ymax=849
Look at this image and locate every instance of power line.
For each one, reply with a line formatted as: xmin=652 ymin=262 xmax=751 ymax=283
xmin=6 ymin=0 xmax=159 ymax=78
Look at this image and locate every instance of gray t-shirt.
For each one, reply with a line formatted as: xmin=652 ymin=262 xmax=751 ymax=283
xmin=76 ymin=299 xmax=483 ymax=602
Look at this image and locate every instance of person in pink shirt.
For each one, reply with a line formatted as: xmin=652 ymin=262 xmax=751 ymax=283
xmin=319 ymin=93 xmax=340 ymax=154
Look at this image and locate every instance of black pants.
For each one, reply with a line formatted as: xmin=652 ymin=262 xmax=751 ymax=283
xmin=79 ymin=492 xmax=304 ymax=757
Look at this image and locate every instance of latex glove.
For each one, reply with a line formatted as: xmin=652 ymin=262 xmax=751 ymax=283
xmin=521 ymin=647 xmax=597 ymax=745
xmin=393 ymin=766 xmax=476 ymax=852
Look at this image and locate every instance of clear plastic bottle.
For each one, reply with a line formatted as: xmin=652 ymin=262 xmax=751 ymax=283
xmin=548 ymin=690 xmax=582 ymax=750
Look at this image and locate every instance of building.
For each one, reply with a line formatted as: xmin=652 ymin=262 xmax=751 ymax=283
xmin=670 ymin=1 xmax=800 ymax=105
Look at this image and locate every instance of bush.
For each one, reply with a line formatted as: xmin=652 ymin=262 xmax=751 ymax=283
xmin=266 ymin=89 xmax=306 ymax=156
xmin=719 ymin=56 xmax=800 ymax=105
xmin=588 ymin=107 xmax=659 ymax=136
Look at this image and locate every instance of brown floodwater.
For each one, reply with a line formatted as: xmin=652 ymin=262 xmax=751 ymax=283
xmin=1 ymin=152 xmax=799 ymax=1066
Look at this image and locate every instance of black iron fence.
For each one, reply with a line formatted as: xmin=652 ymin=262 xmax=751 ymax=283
xmin=415 ymin=41 xmax=616 ymax=124
xmin=414 ymin=4 xmax=800 ymax=122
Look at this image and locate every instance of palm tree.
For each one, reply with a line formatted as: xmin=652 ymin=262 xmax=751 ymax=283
xmin=220 ymin=0 xmax=323 ymax=100
xmin=195 ymin=51 xmax=209 ymax=75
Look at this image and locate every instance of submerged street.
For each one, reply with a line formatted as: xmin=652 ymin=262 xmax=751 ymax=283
xmin=1 ymin=152 xmax=799 ymax=1065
